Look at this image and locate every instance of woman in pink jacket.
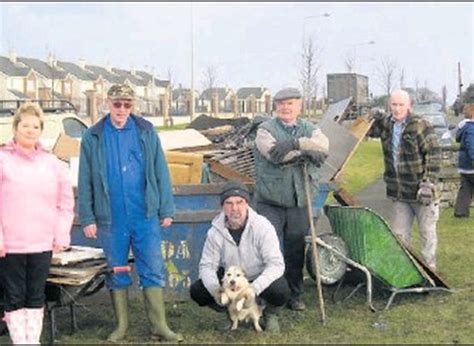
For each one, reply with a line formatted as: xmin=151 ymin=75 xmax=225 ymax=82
xmin=0 ymin=102 xmax=74 ymax=344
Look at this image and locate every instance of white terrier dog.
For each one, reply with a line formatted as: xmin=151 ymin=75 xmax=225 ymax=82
xmin=219 ymin=266 xmax=263 ymax=332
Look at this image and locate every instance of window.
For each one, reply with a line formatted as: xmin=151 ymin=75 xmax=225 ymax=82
xmin=63 ymin=117 xmax=88 ymax=138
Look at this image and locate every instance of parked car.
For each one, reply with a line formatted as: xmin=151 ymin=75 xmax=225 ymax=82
xmin=0 ymin=100 xmax=89 ymax=149
xmin=412 ymin=101 xmax=443 ymax=114
xmin=418 ymin=111 xmax=455 ymax=147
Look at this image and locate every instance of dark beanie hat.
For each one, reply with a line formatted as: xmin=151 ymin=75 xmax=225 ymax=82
xmin=220 ymin=181 xmax=250 ymax=205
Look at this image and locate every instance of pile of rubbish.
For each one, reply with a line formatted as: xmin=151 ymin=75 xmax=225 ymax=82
xmin=187 ymin=114 xmax=270 ymax=149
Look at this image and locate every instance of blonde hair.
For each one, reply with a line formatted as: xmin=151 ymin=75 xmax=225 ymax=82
xmin=13 ymin=102 xmax=44 ymax=131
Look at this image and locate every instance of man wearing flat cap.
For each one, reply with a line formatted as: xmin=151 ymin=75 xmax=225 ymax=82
xmin=254 ymin=87 xmax=329 ymax=311
xmin=78 ymin=84 xmax=182 ymax=342
xmin=190 ymin=180 xmax=290 ymax=333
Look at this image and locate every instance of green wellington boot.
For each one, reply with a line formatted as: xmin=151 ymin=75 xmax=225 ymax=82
xmin=107 ymin=289 xmax=129 ymax=342
xmin=143 ymin=287 xmax=184 ymax=342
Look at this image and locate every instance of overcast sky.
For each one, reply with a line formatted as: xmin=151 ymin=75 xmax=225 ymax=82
xmin=1 ymin=2 xmax=472 ymax=102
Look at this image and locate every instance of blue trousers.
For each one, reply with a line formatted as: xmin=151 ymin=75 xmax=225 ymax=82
xmin=98 ymin=216 xmax=166 ymax=290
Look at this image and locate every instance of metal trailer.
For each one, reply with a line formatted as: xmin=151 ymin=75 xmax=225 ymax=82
xmin=327 ymin=73 xmax=369 ymax=107
xmin=70 ymin=182 xmax=335 ymax=298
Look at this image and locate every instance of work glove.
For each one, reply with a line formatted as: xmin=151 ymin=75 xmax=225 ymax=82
xmin=302 ymin=150 xmax=328 ymax=168
xmin=369 ymin=108 xmax=386 ymax=122
xmin=416 ymin=181 xmax=435 ymax=206
xmin=298 ymin=137 xmax=324 ymax=152
xmin=269 ymin=139 xmax=299 ymax=162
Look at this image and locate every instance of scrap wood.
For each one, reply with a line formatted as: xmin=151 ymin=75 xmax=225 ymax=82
xmin=52 ymin=133 xmax=80 ymax=163
xmin=51 ymin=246 xmax=105 ymax=266
xmin=200 ymin=125 xmax=234 ymax=136
xmin=47 ymin=273 xmax=100 ymax=286
xmin=207 ymin=160 xmax=254 ymax=183
xmin=332 ymin=115 xmax=374 ymax=182
xmin=49 ymin=262 xmax=107 ymax=279
xmin=333 ymin=188 xmax=360 ymax=206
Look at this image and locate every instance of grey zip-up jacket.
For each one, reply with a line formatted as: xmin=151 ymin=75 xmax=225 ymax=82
xmin=199 ymin=207 xmax=285 ymax=297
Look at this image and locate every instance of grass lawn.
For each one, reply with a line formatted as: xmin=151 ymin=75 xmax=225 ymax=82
xmin=3 ymin=137 xmax=473 ymax=344
xmin=157 ymin=123 xmax=188 ymax=131
xmin=335 ymin=139 xmax=384 ymax=195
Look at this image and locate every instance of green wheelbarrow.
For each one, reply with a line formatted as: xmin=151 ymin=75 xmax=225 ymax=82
xmin=306 ymin=205 xmax=451 ymax=311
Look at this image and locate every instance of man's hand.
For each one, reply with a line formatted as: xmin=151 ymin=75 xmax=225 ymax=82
xmin=302 ymin=150 xmax=328 ymax=168
xmin=417 ymin=181 xmax=435 ymax=206
xmin=269 ymin=139 xmax=299 ymax=162
xmin=161 ymin=217 xmax=173 ymax=228
xmin=369 ymin=108 xmax=386 ymax=122
xmin=214 ymin=289 xmax=228 ymax=306
xmin=53 ymin=245 xmax=70 ymax=253
xmin=83 ymin=224 xmax=97 ymax=239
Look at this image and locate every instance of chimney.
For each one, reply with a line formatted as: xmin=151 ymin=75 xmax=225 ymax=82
xmin=78 ymin=58 xmax=86 ymax=69
xmin=48 ymin=53 xmax=58 ymax=68
xmin=9 ymin=50 xmax=17 ymax=63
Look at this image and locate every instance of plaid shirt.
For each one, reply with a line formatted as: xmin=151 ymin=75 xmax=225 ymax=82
xmin=371 ymin=113 xmax=441 ymax=201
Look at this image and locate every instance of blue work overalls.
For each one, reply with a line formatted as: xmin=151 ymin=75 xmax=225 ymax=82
xmin=98 ymin=116 xmax=166 ymax=290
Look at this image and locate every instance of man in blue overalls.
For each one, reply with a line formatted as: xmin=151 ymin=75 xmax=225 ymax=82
xmin=78 ymin=84 xmax=182 ymax=342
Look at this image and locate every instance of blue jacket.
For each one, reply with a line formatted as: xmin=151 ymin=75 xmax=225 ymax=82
xmin=78 ymin=114 xmax=175 ymax=227
xmin=456 ymin=121 xmax=474 ymax=171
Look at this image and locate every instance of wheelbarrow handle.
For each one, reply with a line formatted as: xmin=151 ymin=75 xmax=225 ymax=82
xmin=108 ymin=266 xmax=131 ymax=274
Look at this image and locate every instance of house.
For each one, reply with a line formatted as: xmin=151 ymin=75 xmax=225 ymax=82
xmin=0 ymin=52 xmax=175 ymax=120
xmin=199 ymin=87 xmax=235 ymax=114
xmin=0 ymin=54 xmax=32 ymax=100
xmin=134 ymin=70 xmax=172 ymax=116
xmin=16 ymin=54 xmax=69 ymax=100
xmin=236 ymin=87 xmax=272 ymax=115
xmin=171 ymin=86 xmax=199 ymax=115
xmin=56 ymin=59 xmax=97 ymax=114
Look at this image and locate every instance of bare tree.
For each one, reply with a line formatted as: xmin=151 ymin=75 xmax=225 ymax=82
xmin=201 ymin=65 xmax=219 ymax=116
xmin=299 ymin=36 xmax=322 ymax=118
xmin=344 ymin=50 xmax=356 ymax=73
xmin=414 ymin=78 xmax=420 ymax=103
xmin=376 ymin=56 xmax=398 ymax=99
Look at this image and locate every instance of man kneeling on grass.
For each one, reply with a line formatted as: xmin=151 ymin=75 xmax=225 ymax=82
xmin=190 ymin=181 xmax=291 ymax=333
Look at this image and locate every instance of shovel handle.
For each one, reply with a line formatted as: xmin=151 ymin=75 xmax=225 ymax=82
xmin=303 ymin=162 xmax=326 ymax=325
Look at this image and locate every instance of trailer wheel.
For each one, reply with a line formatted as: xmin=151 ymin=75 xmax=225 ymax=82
xmin=306 ymin=233 xmax=348 ymax=285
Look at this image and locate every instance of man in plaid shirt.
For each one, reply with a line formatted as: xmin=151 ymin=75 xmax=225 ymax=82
xmin=370 ymin=90 xmax=441 ymax=270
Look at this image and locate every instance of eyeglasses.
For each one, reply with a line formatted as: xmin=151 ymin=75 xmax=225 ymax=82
xmin=112 ymin=101 xmax=133 ymax=109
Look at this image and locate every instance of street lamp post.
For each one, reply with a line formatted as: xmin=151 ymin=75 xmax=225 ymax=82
xmin=352 ymin=40 xmax=376 ymax=73
xmin=190 ymin=3 xmax=195 ymax=121
xmin=302 ymin=12 xmax=331 ymax=42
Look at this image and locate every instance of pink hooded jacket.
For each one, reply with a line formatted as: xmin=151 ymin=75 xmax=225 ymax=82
xmin=0 ymin=141 xmax=74 ymax=254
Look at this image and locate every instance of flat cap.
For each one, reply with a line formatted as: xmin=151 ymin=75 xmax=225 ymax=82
xmin=273 ymin=88 xmax=302 ymax=102
xmin=220 ymin=181 xmax=250 ymax=205
xmin=107 ymin=84 xmax=135 ymax=100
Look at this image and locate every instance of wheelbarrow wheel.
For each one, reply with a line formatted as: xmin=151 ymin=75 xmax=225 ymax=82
xmin=306 ymin=233 xmax=348 ymax=285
